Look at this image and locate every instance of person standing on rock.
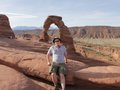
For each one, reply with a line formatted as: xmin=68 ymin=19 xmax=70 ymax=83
xmin=47 ymin=37 xmax=68 ymax=90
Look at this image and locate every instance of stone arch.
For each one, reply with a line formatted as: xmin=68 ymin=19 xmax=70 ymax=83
xmin=40 ymin=15 xmax=75 ymax=53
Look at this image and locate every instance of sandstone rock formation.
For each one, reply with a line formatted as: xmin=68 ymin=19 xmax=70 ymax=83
xmin=75 ymin=44 xmax=120 ymax=65
xmin=0 ymin=45 xmax=87 ymax=85
xmin=0 ymin=37 xmax=120 ymax=89
xmin=70 ymin=26 xmax=120 ymax=38
xmin=0 ymin=14 xmax=15 ymax=38
xmin=15 ymin=26 xmax=120 ymax=39
xmin=40 ymin=15 xmax=75 ymax=53
xmin=75 ymin=66 xmax=120 ymax=87
xmin=0 ymin=65 xmax=46 ymax=90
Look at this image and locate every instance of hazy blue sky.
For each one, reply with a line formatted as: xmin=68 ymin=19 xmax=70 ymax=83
xmin=0 ymin=0 xmax=120 ymax=27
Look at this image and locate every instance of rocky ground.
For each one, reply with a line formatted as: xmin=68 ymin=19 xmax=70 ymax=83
xmin=0 ymin=37 xmax=120 ymax=90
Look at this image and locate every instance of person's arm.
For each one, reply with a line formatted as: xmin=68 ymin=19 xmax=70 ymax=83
xmin=46 ymin=47 xmax=52 ymax=66
xmin=64 ymin=46 xmax=68 ymax=63
xmin=64 ymin=52 xmax=68 ymax=63
xmin=47 ymin=53 xmax=51 ymax=66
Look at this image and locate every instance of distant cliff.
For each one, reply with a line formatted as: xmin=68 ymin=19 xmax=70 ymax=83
xmin=69 ymin=26 xmax=120 ymax=38
xmin=14 ymin=26 xmax=120 ymax=39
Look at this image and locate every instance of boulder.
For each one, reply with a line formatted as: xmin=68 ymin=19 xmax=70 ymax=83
xmin=75 ymin=66 xmax=120 ymax=87
xmin=0 ymin=65 xmax=46 ymax=90
xmin=0 ymin=14 xmax=15 ymax=38
xmin=22 ymin=34 xmax=32 ymax=40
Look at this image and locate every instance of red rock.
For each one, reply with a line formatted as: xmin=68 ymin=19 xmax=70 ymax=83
xmin=0 ymin=65 xmax=46 ymax=90
xmin=69 ymin=26 xmax=120 ymax=38
xmin=40 ymin=15 xmax=75 ymax=53
xmin=0 ymin=14 xmax=15 ymax=38
xmin=75 ymin=66 xmax=120 ymax=87
xmin=0 ymin=45 xmax=88 ymax=85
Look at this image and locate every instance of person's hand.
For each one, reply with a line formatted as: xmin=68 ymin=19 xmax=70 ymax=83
xmin=48 ymin=62 xmax=51 ymax=66
xmin=65 ymin=61 xmax=67 ymax=64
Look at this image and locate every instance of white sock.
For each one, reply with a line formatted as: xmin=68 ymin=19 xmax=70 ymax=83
xmin=61 ymin=83 xmax=65 ymax=90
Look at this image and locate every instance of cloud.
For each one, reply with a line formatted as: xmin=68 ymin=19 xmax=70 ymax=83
xmin=0 ymin=12 xmax=38 ymax=19
xmin=0 ymin=12 xmax=39 ymax=27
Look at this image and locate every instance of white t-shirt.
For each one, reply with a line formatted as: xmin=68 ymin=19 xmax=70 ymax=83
xmin=47 ymin=45 xmax=67 ymax=63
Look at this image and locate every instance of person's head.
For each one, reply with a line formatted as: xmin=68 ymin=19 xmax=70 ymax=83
xmin=53 ymin=37 xmax=62 ymax=45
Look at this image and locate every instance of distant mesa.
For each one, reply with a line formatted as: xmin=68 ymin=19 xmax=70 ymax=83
xmin=0 ymin=14 xmax=15 ymax=38
xmin=69 ymin=26 xmax=120 ymax=38
xmin=15 ymin=26 xmax=120 ymax=39
xmin=13 ymin=26 xmax=41 ymax=30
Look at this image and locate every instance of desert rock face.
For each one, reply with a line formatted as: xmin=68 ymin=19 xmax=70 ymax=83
xmin=70 ymin=26 xmax=120 ymax=38
xmin=40 ymin=15 xmax=75 ymax=53
xmin=0 ymin=65 xmax=46 ymax=90
xmin=0 ymin=37 xmax=120 ymax=89
xmin=75 ymin=66 xmax=120 ymax=87
xmin=75 ymin=44 xmax=120 ymax=65
xmin=0 ymin=14 xmax=15 ymax=38
xmin=0 ymin=44 xmax=88 ymax=85
xmin=15 ymin=26 xmax=120 ymax=39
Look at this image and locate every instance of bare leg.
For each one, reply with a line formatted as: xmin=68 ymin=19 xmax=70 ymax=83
xmin=60 ymin=73 xmax=65 ymax=90
xmin=51 ymin=73 xmax=58 ymax=86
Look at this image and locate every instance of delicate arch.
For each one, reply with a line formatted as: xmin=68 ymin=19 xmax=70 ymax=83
xmin=40 ymin=15 xmax=75 ymax=53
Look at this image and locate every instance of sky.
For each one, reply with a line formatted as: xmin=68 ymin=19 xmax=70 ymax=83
xmin=0 ymin=0 xmax=120 ymax=28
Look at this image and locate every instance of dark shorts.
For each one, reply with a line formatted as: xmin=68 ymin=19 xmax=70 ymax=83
xmin=49 ymin=62 xmax=67 ymax=75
